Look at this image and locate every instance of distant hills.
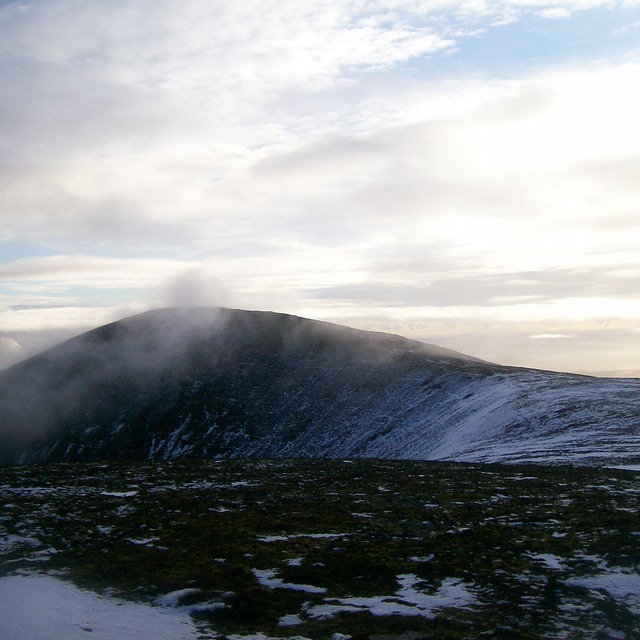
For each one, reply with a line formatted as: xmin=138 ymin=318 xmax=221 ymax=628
xmin=1 ymin=307 xmax=638 ymax=466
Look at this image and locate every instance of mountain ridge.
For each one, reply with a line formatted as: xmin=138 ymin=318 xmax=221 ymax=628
xmin=1 ymin=307 xmax=638 ymax=466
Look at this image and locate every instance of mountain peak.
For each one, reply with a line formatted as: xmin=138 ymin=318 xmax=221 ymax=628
xmin=1 ymin=307 xmax=638 ymax=467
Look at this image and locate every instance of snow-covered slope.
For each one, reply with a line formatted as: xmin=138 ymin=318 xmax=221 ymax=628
xmin=0 ymin=574 xmax=202 ymax=640
xmin=0 ymin=307 xmax=638 ymax=466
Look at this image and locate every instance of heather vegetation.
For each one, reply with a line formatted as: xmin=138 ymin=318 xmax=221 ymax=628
xmin=1 ymin=459 xmax=639 ymax=639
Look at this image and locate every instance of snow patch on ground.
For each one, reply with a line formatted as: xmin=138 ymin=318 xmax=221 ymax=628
xmin=156 ymin=587 xmax=227 ymax=615
xmin=0 ymin=534 xmax=41 ymax=553
xmin=253 ymin=568 xmax=327 ymax=594
xmin=0 ymin=574 xmax=201 ymax=640
xmin=225 ymin=635 xmax=312 ymax=640
xmin=156 ymin=588 xmax=202 ymax=607
xmin=307 ymin=574 xmax=477 ymax=620
xmin=101 ymin=490 xmax=138 ymax=497
xmin=257 ymin=532 xmax=350 ymax=542
xmin=529 ymin=553 xmax=565 ymax=570
xmin=278 ymin=613 xmax=303 ymax=626
xmin=565 ymin=571 xmax=640 ymax=615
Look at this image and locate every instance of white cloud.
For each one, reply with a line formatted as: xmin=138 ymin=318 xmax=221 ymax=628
xmin=537 ymin=8 xmax=572 ymax=18
xmin=1 ymin=0 xmax=640 ymax=372
xmin=0 ymin=255 xmax=196 ymax=287
xmin=2 ymin=3 xmax=638 ymax=243
xmin=0 ymin=336 xmax=22 ymax=353
xmin=0 ymin=336 xmax=23 ymax=371
xmin=158 ymin=269 xmax=229 ymax=309
xmin=613 ymin=18 xmax=640 ymax=33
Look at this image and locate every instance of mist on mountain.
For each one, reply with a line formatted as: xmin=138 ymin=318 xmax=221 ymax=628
xmin=0 ymin=307 xmax=638 ymax=467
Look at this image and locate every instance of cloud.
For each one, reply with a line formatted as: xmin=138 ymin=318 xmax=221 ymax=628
xmin=0 ymin=254 xmax=195 ymax=288
xmin=614 ymin=19 xmax=640 ymax=33
xmin=2 ymin=2 xmax=638 ymax=248
xmin=1 ymin=0 xmax=640 ymax=374
xmin=308 ymin=264 xmax=640 ymax=310
xmin=537 ymin=8 xmax=572 ymax=19
xmin=158 ymin=270 xmax=229 ymax=309
xmin=0 ymin=336 xmax=23 ymax=371
xmin=243 ymin=61 xmax=640 ymax=269
xmin=0 ymin=1 xmax=456 ymax=110
xmin=0 ymin=336 xmax=21 ymax=354
xmin=0 ymin=255 xmax=202 ymax=340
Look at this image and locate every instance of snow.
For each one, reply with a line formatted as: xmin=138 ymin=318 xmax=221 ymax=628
xmin=155 ymin=588 xmax=202 ymax=607
xmin=8 ymin=306 xmax=640 ymax=468
xmin=96 ymin=525 xmax=115 ymax=535
xmin=278 ymin=613 xmax=303 ymax=626
xmin=565 ymin=571 xmax=640 ymax=615
xmin=224 ymin=635 xmax=311 ymax=640
xmin=257 ymin=532 xmax=350 ymax=542
xmin=529 ymin=553 xmax=565 ymax=570
xmin=156 ymin=588 xmax=227 ymax=615
xmin=101 ymin=490 xmax=138 ymax=497
xmin=286 ymin=557 xmax=303 ymax=566
xmin=0 ymin=574 xmax=201 ymax=640
xmin=0 ymin=534 xmax=41 ymax=553
xmin=253 ymin=568 xmax=327 ymax=594
xmin=307 ymin=574 xmax=477 ymax=620
xmin=125 ymin=537 xmax=160 ymax=546
xmin=409 ymin=554 xmax=435 ymax=563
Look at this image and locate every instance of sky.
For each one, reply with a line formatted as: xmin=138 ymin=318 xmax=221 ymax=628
xmin=1 ymin=0 xmax=640 ymax=375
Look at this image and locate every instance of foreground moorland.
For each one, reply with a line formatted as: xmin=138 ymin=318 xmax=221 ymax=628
xmin=1 ymin=459 xmax=639 ymax=639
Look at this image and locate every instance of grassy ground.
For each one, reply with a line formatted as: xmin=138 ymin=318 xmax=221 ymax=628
xmin=1 ymin=458 xmax=639 ymax=639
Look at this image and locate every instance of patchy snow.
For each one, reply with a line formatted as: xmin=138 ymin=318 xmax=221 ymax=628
xmin=257 ymin=533 xmax=350 ymax=542
xmin=257 ymin=535 xmax=290 ymax=542
xmin=529 ymin=553 xmax=565 ymax=571
xmin=565 ymin=571 xmax=640 ymax=615
xmin=0 ymin=574 xmax=202 ymax=640
xmin=286 ymin=557 xmax=304 ymax=567
xmin=307 ymin=574 xmax=477 ymax=620
xmin=0 ymin=534 xmax=41 ymax=553
xmin=156 ymin=588 xmax=202 ymax=607
xmin=278 ymin=613 xmax=303 ymax=626
xmin=96 ymin=525 xmax=115 ymax=535
xmin=409 ymin=554 xmax=435 ymax=563
xmin=20 ymin=318 xmax=640 ymax=467
xmin=156 ymin=587 xmax=227 ymax=615
xmin=101 ymin=490 xmax=138 ymax=497
xmin=125 ymin=537 xmax=160 ymax=546
xmin=253 ymin=568 xmax=327 ymax=594
xmin=224 ymin=634 xmax=312 ymax=640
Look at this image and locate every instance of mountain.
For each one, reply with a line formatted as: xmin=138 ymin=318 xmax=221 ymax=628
xmin=1 ymin=307 xmax=639 ymax=466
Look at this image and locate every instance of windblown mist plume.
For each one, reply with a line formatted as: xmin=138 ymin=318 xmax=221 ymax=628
xmin=0 ymin=337 xmax=22 ymax=367
xmin=1 ymin=307 xmax=418 ymax=458
xmin=0 ymin=308 xmax=229 ymax=455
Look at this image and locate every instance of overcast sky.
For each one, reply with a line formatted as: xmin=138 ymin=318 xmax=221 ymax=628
xmin=1 ymin=0 xmax=640 ymax=375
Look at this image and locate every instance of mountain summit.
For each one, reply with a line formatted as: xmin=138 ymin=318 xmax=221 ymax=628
xmin=1 ymin=307 xmax=638 ymax=466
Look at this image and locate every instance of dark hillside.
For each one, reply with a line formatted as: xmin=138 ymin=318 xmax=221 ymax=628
xmin=0 ymin=307 xmax=638 ymax=466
